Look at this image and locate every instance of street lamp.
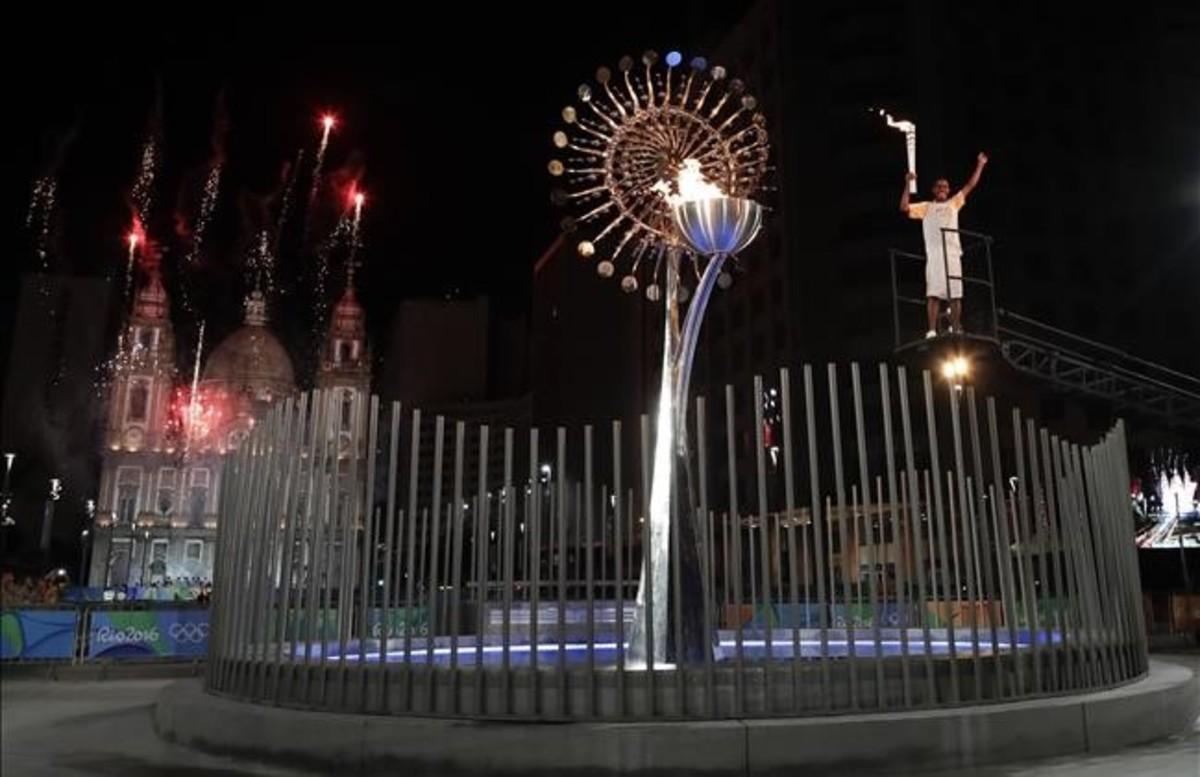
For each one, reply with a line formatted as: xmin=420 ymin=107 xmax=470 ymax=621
xmin=1 ymin=452 xmax=14 ymax=527
xmin=40 ymin=477 xmax=62 ymax=569
xmin=141 ymin=528 xmax=151 ymax=590
xmin=942 ymin=355 xmax=970 ymax=389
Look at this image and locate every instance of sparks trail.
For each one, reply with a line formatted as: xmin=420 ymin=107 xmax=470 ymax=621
xmin=312 ymin=210 xmax=352 ymax=338
xmin=274 ymin=148 xmax=305 ymax=249
xmin=27 ymin=176 xmax=57 ymax=275
xmin=349 ymin=189 xmax=366 ymax=268
xmin=248 ymin=230 xmax=277 ymax=298
xmin=124 ymin=220 xmax=145 ymax=302
xmin=132 ymin=135 xmax=159 ymax=227
xmin=302 ymin=113 xmax=337 ymax=248
xmin=186 ymin=164 xmax=222 ymax=267
xmin=311 ymin=114 xmax=336 ymax=203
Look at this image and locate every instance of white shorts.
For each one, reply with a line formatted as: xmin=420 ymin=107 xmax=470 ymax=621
xmin=926 ymin=251 xmax=963 ymax=300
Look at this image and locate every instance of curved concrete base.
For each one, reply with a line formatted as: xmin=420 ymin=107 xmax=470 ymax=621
xmin=155 ymin=660 xmax=1198 ymax=776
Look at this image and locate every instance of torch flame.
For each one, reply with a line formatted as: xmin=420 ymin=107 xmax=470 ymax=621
xmin=653 ymin=158 xmax=725 ymax=206
xmin=879 ymin=109 xmax=915 ymax=133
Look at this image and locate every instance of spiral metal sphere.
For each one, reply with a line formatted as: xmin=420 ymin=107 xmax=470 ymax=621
xmin=549 ymin=50 xmax=770 ymax=297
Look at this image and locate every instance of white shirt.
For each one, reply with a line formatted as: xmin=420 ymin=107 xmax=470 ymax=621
xmin=908 ymin=191 xmax=965 ymax=263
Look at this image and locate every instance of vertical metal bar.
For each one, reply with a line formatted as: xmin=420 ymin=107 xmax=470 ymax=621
xmin=247 ymin=407 xmax=284 ymax=694
xmin=336 ymin=394 xmax=363 ymax=690
xmin=576 ymin=482 xmax=583 ymax=603
xmin=753 ymin=376 xmax=774 ymax=705
xmin=850 ymin=364 xmax=882 ymax=708
xmin=1116 ymin=427 xmax=1142 ymax=675
xmin=870 ymin=478 xmax=886 ymax=707
xmin=779 ymin=368 xmax=802 ymax=712
xmin=254 ymin=406 xmax=289 ymax=692
xmin=358 ymin=397 xmax=380 ymax=699
xmin=964 ymin=390 xmax=1000 ymax=697
xmin=231 ymin=410 xmax=264 ymax=690
xmin=584 ymin=425 xmax=596 ymax=716
xmin=803 ymin=365 xmax=831 ymax=707
xmin=1040 ymin=429 xmax=1074 ymax=690
xmin=613 ymin=420 xmax=625 ymax=717
xmin=1010 ymin=409 xmax=1043 ymax=696
xmin=331 ymin=396 xmax=357 ymax=693
xmin=1070 ymin=444 xmax=1111 ymax=687
xmin=220 ymin=412 xmax=253 ymax=690
xmin=377 ymin=402 xmax=400 ymax=701
xmin=950 ymin=387 xmax=985 ymax=701
xmin=425 ymin=415 xmax=445 ymax=708
xmin=828 ymin=364 xmax=857 ymax=708
xmin=1092 ymin=440 xmax=1132 ymax=681
xmin=273 ymin=395 xmax=308 ymax=700
xmin=1115 ymin=423 xmax=1148 ymax=675
xmin=501 ymin=427 xmax=514 ymax=713
xmin=402 ymin=409 xmax=421 ymax=711
xmin=722 ymin=507 xmax=731 ymax=608
xmin=724 ymin=385 xmax=744 ymax=715
xmin=556 ymin=427 xmax=568 ymax=713
xmin=285 ymin=394 xmax=319 ymax=687
xmin=1064 ymin=441 xmax=1100 ymax=688
xmin=897 ymin=369 xmax=935 ymax=704
xmin=696 ymin=396 xmax=716 ymax=716
xmin=1025 ymin=418 xmax=1059 ymax=692
xmin=1082 ymin=444 xmax=1120 ymax=686
xmin=984 ymin=399 xmax=1022 ymax=696
xmin=303 ymin=393 xmax=330 ymax=688
xmin=1047 ymin=435 xmax=1082 ymax=689
xmin=922 ymin=371 xmax=959 ymax=703
xmin=640 ymin=413 xmax=656 ymax=714
xmin=879 ymin=365 xmax=911 ymax=707
xmin=475 ymin=425 xmax=490 ymax=712
xmin=670 ymin=445 xmax=685 ymax=716
xmin=600 ymin=484 xmax=608 ymax=599
xmin=529 ymin=428 xmax=541 ymax=712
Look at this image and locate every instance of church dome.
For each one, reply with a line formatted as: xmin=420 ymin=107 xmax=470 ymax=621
xmin=201 ymin=290 xmax=295 ymax=404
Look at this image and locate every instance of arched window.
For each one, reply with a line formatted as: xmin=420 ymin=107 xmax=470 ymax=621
xmin=189 ymin=469 xmax=210 ymax=524
xmin=127 ymin=380 xmax=150 ymax=423
xmin=115 ymin=467 xmax=142 ymax=524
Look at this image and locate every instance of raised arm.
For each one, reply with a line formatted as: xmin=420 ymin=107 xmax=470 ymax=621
xmin=958 ymin=152 xmax=988 ymax=199
xmin=900 ymin=171 xmax=916 ymax=213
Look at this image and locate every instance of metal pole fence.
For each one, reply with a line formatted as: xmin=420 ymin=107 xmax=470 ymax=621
xmin=205 ymin=365 xmax=1147 ymax=719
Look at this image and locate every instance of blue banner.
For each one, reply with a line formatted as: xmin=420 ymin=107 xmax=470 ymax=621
xmin=1 ymin=609 xmax=78 ymax=660
xmin=87 ymin=609 xmax=209 ymax=659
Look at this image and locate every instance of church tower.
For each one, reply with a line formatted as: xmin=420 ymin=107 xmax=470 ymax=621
xmin=104 ymin=263 xmax=176 ymax=454
xmin=314 ymin=268 xmax=369 ymax=453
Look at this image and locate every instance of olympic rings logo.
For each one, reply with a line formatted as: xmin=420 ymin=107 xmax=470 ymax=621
xmin=168 ymin=622 xmax=210 ymax=643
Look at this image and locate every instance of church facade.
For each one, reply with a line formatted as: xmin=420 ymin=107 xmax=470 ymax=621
xmin=87 ymin=262 xmax=370 ymax=588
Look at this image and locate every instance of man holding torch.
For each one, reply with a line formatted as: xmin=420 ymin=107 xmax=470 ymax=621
xmin=900 ymin=152 xmax=988 ymax=338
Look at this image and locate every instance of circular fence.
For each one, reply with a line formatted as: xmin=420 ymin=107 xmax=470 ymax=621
xmin=206 ymin=362 xmax=1147 ymax=719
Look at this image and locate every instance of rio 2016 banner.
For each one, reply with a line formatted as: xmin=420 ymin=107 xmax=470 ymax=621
xmin=1 ymin=609 xmax=78 ymax=660
xmin=87 ymin=610 xmax=209 ymax=660
xmin=368 ymin=607 xmax=429 ymax=639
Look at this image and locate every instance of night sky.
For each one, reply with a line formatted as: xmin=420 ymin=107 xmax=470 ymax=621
xmin=2 ymin=1 xmax=1198 ymax=413
xmin=0 ymin=2 xmax=1198 ymax=571
xmin=0 ymin=5 xmax=750 ymax=372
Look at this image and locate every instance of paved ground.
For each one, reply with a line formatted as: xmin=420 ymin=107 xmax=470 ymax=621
xmin=2 ymin=656 xmax=1197 ymax=776
xmin=1 ymin=677 xmax=303 ymax=776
